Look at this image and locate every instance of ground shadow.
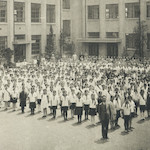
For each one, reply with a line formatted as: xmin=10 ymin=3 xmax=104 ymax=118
xmin=120 ymin=131 xmax=129 ymax=136
xmin=25 ymin=114 xmax=34 ymax=118
xmin=37 ymin=116 xmax=47 ymax=120
xmin=137 ymin=119 xmax=145 ymax=124
xmin=48 ymin=117 xmax=56 ymax=122
xmin=72 ymin=122 xmax=82 ymax=126
xmin=57 ymin=119 xmax=68 ymax=123
xmin=86 ymin=124 xmax=98 ymax=129
xmin=16 ymin=112 xmax=24 ymax=115
xmin=7 ymin=110 xmax=16 ymax=113
xmin=146 ymin=117 xmax=150 ymax=121
xmin=94 ymin=139 xmax=109 ymax=144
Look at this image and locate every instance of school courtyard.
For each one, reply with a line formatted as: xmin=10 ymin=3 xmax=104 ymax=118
xmin=0 ymin=106 xmax=150 ymax=150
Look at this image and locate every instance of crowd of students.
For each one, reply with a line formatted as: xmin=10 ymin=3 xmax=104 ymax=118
xmin=0 ymin=57 xmax=150 ymax=139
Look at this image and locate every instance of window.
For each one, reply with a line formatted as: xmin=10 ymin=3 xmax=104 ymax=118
xmin=126 ymin=34 xmax=137 ymax=49
xmin=88 ymin=32 xmax=100 ymax=38
xmin=147 ymin=2 xmax=150 ymax=18
xmin=63 ymin=20 xmax=71 ymax=37
xmin=47 ymin=5 xmax=55 ymax=23
xmin=106 ymin=4 xmax=118 ymax=19
xmin=32 ymin=35 xmax=41 ymax=55
xmin=125 ymin=3 xmax=140 ymax=18
xmin=14 ymin=2 xmax=25 ymax=22
xmin=106 ymin=32 xmax=119 ymax=38
xmin=0 ymin=36 xmax=7 ymax=51
xmin=31 ymin=3 xmax=41 ymax=23
xmin=0 ymin=1 xmax=7 ymax=22
xmin=15 ymin=35 xmax=25 ymax=41
xmin=88 ymin=5 xmax=99 ymax=19
xmin=63 ymin=0 xmax=70 ymax=9
xmin=147 ymin=34 xmax=150 ymax=49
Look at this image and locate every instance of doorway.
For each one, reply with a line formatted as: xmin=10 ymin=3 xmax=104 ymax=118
xmin=14 ymin=44 xmax=26 ymax=62
xmin=107 ymin=43 xmax=118 ymax=57
xmin=89 ymin=43 xmax=99 ymax=56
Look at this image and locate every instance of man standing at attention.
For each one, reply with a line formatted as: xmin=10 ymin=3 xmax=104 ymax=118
xmin=98 ymin=95 xmax=111 ymax=140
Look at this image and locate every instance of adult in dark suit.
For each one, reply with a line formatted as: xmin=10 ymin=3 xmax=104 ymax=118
xmin=98 ymin=96 xmax=111 ymax=140
xmin=146 ymin=88 xmax=150 ymax=117
xmin=19 ymin=87 xmax=28 ymax=113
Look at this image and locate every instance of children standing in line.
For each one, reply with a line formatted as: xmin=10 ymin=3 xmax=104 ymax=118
xmin=41 ymin=89 xmax=49 ymax=117
xmin=75 ymin=92 xmax=83 ymax=123
xmin=122 ymin=98 xmax=131 ymax=133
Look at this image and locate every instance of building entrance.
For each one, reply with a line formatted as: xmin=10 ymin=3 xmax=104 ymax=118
xmin=14 ymin=44 xmax=26 ymax=62
xmin=107 ymin=43 xmax=118 ymax=57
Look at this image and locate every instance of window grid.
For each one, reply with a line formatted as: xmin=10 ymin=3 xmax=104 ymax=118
xmin=147 ymin=3 xmax=150 ymax=18
xmin=147 ymin=34 xmax=150 ymax=49
xmin=88 ymin=32 xmax=100 ymax=38
xmin=63 ymin=0 xmax=70 ymax=9
xmin=106 ymin=32 xmax=119 ymax=38
xmin=0 ymin=1 xmax=7 ymax=22
xmin=31 ymin=3 xmax=41 ymax=23
xmin=63 ymin=20 xmax=71 ymax=37
xmin=0 ymin=36 xmax=7 ymax=51
xmin=106 ymin=4 xmax=118 ymax=19
xmin=32 ymin=35 xmax=41 ymax=55
xmin=47 ymin=5 xmax=55 ymax=23
xmin=15 ymin=35 xmax=25 ymax=40
xmin=125 ymin=3 xmax=140 ymax=18
xmin=88 ymin=5 xmax=99 ymax=19
xmin=14 ymin=2 xmax=25 ymax=22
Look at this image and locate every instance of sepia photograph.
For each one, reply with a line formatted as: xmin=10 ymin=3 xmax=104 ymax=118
xmin=0 ymin=0 xmax=150 ymax=150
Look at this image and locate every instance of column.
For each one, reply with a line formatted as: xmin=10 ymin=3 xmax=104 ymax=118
xmin=26 ymin=0 xmax=32 ymax=62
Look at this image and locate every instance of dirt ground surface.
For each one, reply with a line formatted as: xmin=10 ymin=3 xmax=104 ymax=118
xmin=0 ymin=104 xmax=150 ymax=150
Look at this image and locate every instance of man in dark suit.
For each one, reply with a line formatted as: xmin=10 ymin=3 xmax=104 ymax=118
xmin=19 ymin=86 xmax=28 ymax=113
xmin=98 ymin=95 xmax=111 ymax=140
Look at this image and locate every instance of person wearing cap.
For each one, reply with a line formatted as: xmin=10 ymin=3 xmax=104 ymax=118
xmin=98 ymin=95 xmax=111 ymax=140
xmin=75 ymin=92 xmax=83 ymax=123
xmin=89 ymin=93 xmax=98 ymax=125
xmin=41 ymin=89 xmax=49 ymax=117
xmin=19 ymin=86 xmax=28 ymax=113
xmin=28 ymin=87 xmax=37 ymax=115
xmin=83 ymin=90 xmax=90 ymax=120
xmin=51 ymin=90 xmax=58 ymax=119
xmin=61 ymin=90 xmax=69 ymax=121
xmin=146 ymin=88 xmax=150 ymax=117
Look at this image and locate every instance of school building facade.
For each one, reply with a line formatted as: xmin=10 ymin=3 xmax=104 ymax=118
xmin=0 ymin=0 xmax=150 ymax=62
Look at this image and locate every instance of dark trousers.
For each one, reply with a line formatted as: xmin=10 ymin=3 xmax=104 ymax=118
xmin=63 ymin=110 xmax=68 ymax=120
xmin=21 ymin=106 xmax=24 ymax=113
xmin=115 ymin=110 xmax=120 ymax=126
xmin=85 ymin=110 xmax=88 ymax=119
xmin=31 ymin=108 xmax=35 ymax=114
xmin=53 ymin=109 xmax=56 ymax=118
xmin=101 ymin=119 xmax=109 ymax=139
xmin=124 ymin=115 xmax=130 ymax=131
xmin=78 ymin=115 xmax=82 ymax=123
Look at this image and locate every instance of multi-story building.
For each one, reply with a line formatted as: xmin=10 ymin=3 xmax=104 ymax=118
xmin=78 ymin=0 xmax=150 ymax=58
xmin=0 ymin=0 xmax=150 ymax=62
xmin=0 ymin=0 xmax=82 ymax=62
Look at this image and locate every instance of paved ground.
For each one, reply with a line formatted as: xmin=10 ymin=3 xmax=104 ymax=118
xmin=0 ymin=104 xmax=150 ymax=150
